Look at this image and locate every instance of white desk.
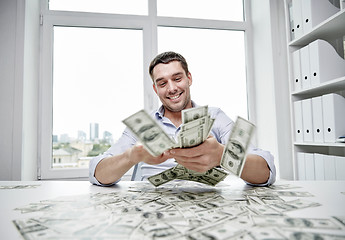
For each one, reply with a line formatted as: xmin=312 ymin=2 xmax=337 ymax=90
xmin=1 ymin=179 xmax=345 ymax=239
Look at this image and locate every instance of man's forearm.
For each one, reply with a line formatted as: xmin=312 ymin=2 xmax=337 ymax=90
xmin=94 ymin=150 xmax=135 ymax=185
xmin=240 ymin=154 xmax=270 ymax=184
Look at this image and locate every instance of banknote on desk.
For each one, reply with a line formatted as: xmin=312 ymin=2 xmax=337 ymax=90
xmin=148 ymin=164 xmax=228 ymax=187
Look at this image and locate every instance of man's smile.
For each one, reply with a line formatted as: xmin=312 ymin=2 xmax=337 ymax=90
xmin=167 ymin=92 xmax=183 ymax=101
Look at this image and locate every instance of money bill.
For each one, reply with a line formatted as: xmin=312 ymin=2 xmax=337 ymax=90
xmin=148 ymin=164 xmax=228 ymax=187
xmin=122 ymin=110 xmax=176 ymax=156
xmin=252 ymin=216 xmax=342 ymax=230
xmin=147 ymin=168 xmax=179 ymax=187
xmin=220 ymin=116 xmax=255 ymax=176
xmin=182 ymin=105 xmax=209 ymax=124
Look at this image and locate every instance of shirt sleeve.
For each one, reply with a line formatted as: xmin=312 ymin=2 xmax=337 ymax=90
xmin=88 ymin=128 xmax=137 ymax=186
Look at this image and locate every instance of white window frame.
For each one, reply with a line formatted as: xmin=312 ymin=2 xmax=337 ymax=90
xmin=38 ymin=0 xmax=255 ymax=179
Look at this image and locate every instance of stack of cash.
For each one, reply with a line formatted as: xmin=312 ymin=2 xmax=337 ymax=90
xmin=176 ymin=105 xmax=215 ymax=148
xmin=123 ymin=106 xmax=255 ymax=187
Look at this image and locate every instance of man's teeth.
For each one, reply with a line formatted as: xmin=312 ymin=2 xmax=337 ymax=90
xmin=170 ymin=94 xmax=180 ymax=100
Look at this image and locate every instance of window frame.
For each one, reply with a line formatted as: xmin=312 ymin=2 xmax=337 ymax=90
xmin=38 ymin=0 xmax=254 ymax=179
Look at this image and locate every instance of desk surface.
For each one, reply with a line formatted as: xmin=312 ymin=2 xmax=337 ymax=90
xmin=1 ymin=178 xmax=345 ymax=239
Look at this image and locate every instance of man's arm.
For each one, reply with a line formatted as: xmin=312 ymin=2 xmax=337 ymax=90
xmin=94 ymin=145 xmax=170 ymax=185
xmin=240 ymin=154 xmax=270 ymax=184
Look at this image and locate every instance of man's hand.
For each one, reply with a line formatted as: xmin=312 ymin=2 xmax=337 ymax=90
xmin=166 ymin=136 xmax=224 ymax=172
xmin=127 ymin=144 xmax=171 ymax=165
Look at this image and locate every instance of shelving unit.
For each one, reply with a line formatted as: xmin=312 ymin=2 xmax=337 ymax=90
xmin=284 ymin=0 xmax=345 ymax=180
xmin=289 ymin=8 xmax=345 ymax=46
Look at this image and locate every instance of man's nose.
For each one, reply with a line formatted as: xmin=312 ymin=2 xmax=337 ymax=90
xmin=166 ymin=80 xmax=177 ymax=92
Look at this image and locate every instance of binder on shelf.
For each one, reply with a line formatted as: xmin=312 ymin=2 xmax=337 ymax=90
xmin=301 ymin=0 xmax=340 ymax=34
xmin=324 ymin=155 xmax=336 ymax=180
xmin=292 ymin=0 xmax=304 ymax=39
xmin=288 ymin=2 xmax=295 ymax=41
xmin=297 ymin=152 xmax=306 ymax=180
xmin=302 ymin=99 xmax=313 ymax=142
xmin=309 ymin=39 xmax=345 ymax=87
xmin=322 ymin=93 xmax=345 ymax=143
xmin=294 ymin=101 xmax=304 ymax=142
xmin=311 ymin=96 xmax=324 ymax=143
xmin=335 ymin=156 xmax=345 ymax=180
xmin=292 ymin=50 xmax=302 ymax=91
xmin=305 ymin=153 xmax=315 ymax=180
xmin=314 ymin=153 xmax=325 ymax=180
xmin=300 ymin=45 xmax=311 ymax=89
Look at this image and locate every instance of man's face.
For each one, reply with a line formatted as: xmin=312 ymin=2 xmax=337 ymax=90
xmin=152 ymin=61 xmax=192 ymax=113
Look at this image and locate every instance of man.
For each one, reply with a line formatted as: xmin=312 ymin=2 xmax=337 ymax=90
xmin=89 ymin=51 xmax=276 ymax=186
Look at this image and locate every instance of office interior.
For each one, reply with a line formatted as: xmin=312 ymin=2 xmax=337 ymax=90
xmin=1 ymin=0 xmax=345 ymax=183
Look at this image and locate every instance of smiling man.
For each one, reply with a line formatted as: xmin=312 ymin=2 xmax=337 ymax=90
xmin=89 ymin=51 xmax=276 ymax=186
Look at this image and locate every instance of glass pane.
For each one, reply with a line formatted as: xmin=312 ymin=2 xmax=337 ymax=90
xmin=53 ymin=26 xmax=143 ymax=168
xmin=158 ymin=27 xmax=247 ymax=121
xmin=49 ymin=0 xmax=148 ymax=15
xmin=157 ymin=0 xmax=243 ymax=21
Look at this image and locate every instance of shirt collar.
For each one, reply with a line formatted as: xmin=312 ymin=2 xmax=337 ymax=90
xmin=154 ymin=100 xmax=198 ymax=119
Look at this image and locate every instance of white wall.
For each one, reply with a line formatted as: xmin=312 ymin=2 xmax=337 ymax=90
xmin=249 ymin=0 xmax=293 ymax=179
xmin=0 ymin=0 xmax=39 ymax=180
xmin=0 ymin=0 xmax=24 ymax=180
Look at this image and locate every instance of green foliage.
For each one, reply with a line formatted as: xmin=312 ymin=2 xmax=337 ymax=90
xmin=87 ymin=143 xmax=110 ymax=157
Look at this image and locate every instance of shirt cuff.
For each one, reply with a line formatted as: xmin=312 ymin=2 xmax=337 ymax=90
xmin=89 ymin=153 xmax=119 ymax=187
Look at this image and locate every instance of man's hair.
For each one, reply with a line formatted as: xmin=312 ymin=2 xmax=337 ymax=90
xmin=149 ymin=51 xmax=189 ymax=81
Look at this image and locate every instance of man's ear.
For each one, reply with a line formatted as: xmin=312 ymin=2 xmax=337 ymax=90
xmin=153 ymin=83 xmax=158 ymax=94
xmin=188 ymin=72 xmax=192 ymax=86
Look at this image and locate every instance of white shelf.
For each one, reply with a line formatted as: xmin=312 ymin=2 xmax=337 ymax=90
xmin=294 ymin=142 xmax=345 ymax=148
xmin=289 ymin=9 xmax=345 ymax=46
xmin=285 ymin=0 xmax=345 ymax=180
xmin=292 ymin=76 xmax=345 ymax=97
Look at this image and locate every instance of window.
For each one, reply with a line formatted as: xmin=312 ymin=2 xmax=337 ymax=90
xmin=49 ymin=0 xmax=148 ymax=15
xmin=52 ymin=26 xmax=143 ymax=169
xmin=157 ymin=0 xmax=243 ymax=21
xmin=158 ymin=27 xmax=247 ymax=121
xmin=39 ymin=0 xmax=250 ymax=179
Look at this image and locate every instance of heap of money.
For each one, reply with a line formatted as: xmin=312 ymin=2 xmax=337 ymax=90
xmin=123 ymin=106 xmax=228 ymax=186
xmin=220 ymin=116 xmax=255 ymax=177
xmin=148 ymin=163 xmax=228 ymax=187
xmin=123 ymin=106 xmax=256 ymax=187
xmin=177 ymin=105 xmax=215 ymax=148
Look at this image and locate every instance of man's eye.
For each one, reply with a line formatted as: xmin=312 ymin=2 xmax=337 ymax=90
xmin=175 ymin=77 xmax=181 ymax=81
xmin=159 ymin=82 xmax=166 ymax=87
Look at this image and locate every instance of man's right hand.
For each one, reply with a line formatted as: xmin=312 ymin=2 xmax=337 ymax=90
xmin=127 ymin=144 xmax=171 ymax=165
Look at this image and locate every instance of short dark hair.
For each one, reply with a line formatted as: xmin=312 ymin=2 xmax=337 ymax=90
xmin=149 ymin=51 xmax=189 ymax=81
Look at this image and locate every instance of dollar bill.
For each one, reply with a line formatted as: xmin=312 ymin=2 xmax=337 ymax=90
xmin=122 ymin=110 xmax=176 ymax=156
xmin=147 ymin=168 xmax=179 ymax=187
xmin=178 ymin=125 xmax=205 ymax=148
xmin=220 ymin=116 xmax=255 ymax=176
xmin=148 ymin=164 xmax=228 ymax=187
xmin=182 ymin=105 xmax=209 ymax=124
xmin=252 ymin=216 xmax=342 ymax=229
